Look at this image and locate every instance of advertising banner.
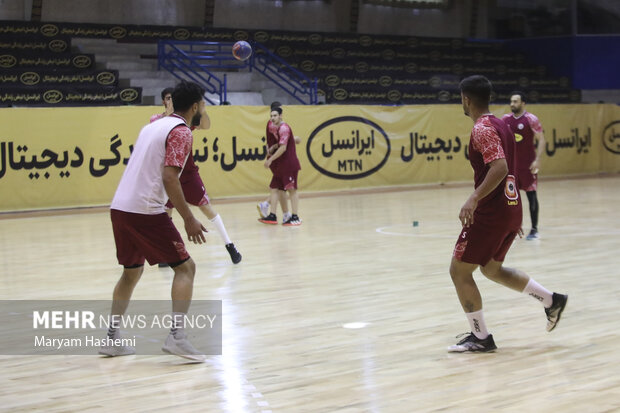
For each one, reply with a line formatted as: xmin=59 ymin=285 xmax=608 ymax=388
xmin=0 ymin=104 xmax=618 ymax=212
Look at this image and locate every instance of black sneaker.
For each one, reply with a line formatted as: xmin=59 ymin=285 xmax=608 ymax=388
xmin=258 ymin=213 xmax=277 ymax=225
xmin=545 ymin=292 xmax=568 ymax=332
xmin=448 ymin=332 xmax=497 ymax=353
xmin=283 ymin=214 xmax=302 ymax=226
xmin=225 ymin=243 xmax=242 ymax=264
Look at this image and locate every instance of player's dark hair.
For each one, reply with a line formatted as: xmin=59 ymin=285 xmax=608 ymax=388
xmin=160 ymin=87 xmax=174 ymax=100
xmin=270 ymin=101 xmax=282 ymax=110
xmin=272 ymin=106 xmax=283 ymax=115
xmin=172 ymin=81 xmax=205 ymax=112
xmin=510 ymin=91 xmax=526 ymax=103
xmin=459 ymin=75 xmax=492 ymax=107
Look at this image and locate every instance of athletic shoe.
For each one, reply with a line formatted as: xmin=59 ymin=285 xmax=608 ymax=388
xmin=545 ymin=292 xmax=568 ymax=332
xmin=282 ymin=212 xmax=292 ymax=224
xmin=448 ymin=332 xmax=497 ymax=353
xmin=162 ymin=331 xmax=207 ymax=362
xmin=98 ymin=330 xmax=135 ymax=357
xmin=257 ymin=201 xmax=270 ymax=219
xmin=283 ymin=214 xmax=302 ymax=226
xmin=258 ymin=213 xmax=278 ymax=225
xmin=225 ymin=243 xmax=242 ymax=264
xmin=526 ymin=229 xmax=539 ymax=240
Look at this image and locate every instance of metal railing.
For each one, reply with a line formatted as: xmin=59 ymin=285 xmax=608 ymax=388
xmin=157 ymin=40 xmax=317 ymax=105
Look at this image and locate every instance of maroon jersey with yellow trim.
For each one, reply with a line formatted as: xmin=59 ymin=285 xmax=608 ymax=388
xmin=501 ymin=111 xmax=543 ymax=171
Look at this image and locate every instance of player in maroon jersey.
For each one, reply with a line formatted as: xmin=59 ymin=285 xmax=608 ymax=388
xmin=502 ymin=91 xmax=546 ymax=240
xmin=257 ymin=101 xmax=301 ymax=223
xmin=149 ymin=88 xmax=174 ymax=124
xmin=259 ymin=106 xmax=302 ymax=226
xmin=448 ymin=75 xmax=567 ymax=353
xmin=152 ymin=88 xmax=241 ymax=264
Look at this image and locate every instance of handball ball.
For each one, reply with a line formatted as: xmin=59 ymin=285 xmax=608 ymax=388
xmin=232 ymin=41 xmax=252 ymax=61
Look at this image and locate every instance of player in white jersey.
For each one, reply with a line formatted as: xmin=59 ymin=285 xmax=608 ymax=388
xmin=101 ymin=81 xmax=209 ymax=362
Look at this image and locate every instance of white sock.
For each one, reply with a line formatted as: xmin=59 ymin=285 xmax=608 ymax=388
xmin=466 ymin=310 xmax=489 ymax=339
xmin=210 ymin=214 xmax=232 ymax=245
xmin=522 ymin=278 xmax=553 ymax=307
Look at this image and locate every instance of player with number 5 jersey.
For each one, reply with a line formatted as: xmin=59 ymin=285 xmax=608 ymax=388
xmin=447 ymin=75 xmax=567 ymax=354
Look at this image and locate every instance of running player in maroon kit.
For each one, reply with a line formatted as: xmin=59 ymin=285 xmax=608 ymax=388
xmin=152 ymin=88 xmax=241 ymax=264
xmin=502 ymin=91 xmax=546 ymax=240
xmin=448 ymin=75 xmax=567 ymax=352
xmin=259 ymin=106 xmax=302 ymax=226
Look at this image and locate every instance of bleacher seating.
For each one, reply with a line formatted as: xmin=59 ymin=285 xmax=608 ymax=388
xmin=0 ymin=20 xmax=580 ymax=106
xmin=257 ymin=31 xmax=580 ymax=104
xmin=0 ymin=23 xmax=141 ymax=106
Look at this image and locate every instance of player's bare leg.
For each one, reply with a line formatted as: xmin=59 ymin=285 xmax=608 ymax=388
xmin=171 ymin=259 xmax=195 ymax=309
xmin=268 ymin=188 xmax=279 ymax=214
xmin=480 ymin=260 xmax=529 ymax=291
xmin=278 ymin=190 xmax=291 ymax=223
xmin=283 ymin=189 xmax=301 ymax=226
xmin=163 ymin=258 xmax=207 ymax=362
xmin=448 ymin=258 xmax=496 ymax=352
xmin=449 ymin=258 xmax=482 ymax=313
xmin=99 ymin=266 xmax=143 ymax=357
xmin=159 ymin=209 xmax=175 ymax=267
xmin=289 ymin=189 xmax=298 ymax=215
xmin=482 ymin=259 xmax=567 ymax=331
xmin=199 ymin=204 xmax=217 ymax=220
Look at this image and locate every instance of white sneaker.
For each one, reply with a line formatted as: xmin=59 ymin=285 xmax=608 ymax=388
xmin=98 ymin=330 xmax=135 ymax=357
xmin=282 ymin=212 xmax=292 ymax=224
xmin=526 ymin=229 xmax=540 ymax=240
xmin=162 ymin=331 xmax=207 ymax=362
xmin=257 ymin=201 xmax=270 ymax=218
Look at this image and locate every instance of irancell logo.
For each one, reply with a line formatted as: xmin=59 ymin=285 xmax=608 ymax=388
xmin=306 ymin=116 xmax=390 ymax=180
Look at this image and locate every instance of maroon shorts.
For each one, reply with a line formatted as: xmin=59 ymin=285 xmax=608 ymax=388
xmin=517 ymin=168 xmax=538 ymax=192
xmin=453 ymin=220 xmax=518 ymax=266
xmin=110 ymin=209 xmax=190 ymax=267
xmin=270 ymin=170 xmax=299 ymax=191
xmin=165 ymin=171 xmax=210 ymax=209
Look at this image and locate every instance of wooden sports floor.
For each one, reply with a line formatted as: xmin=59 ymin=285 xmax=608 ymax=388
xmin=1 ymin=175 xmax=619 ymax=412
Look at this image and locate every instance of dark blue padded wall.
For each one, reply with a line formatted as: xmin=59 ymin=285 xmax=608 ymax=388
xmin=504 ymin=35 xmax=620 ymax=90
xmin=573 ymin=36 xmax=620 ymax=89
